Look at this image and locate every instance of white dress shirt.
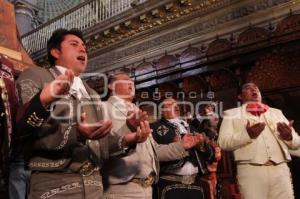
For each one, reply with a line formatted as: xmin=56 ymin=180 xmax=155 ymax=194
xmin=55 ymin=65 xmax=90 ymax=100
xmin=168 ymin=118 xmax=199 ymax=175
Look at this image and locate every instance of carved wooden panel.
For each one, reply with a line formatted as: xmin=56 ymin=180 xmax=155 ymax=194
xmin=158 ymin=82 xmax=179 ymax=99
xmin=246 ymin=51 xmax=300 ymax=90
xmin=182 ymin=76 xmax=207 ymax=93
xmin=209 ymin=70 xmax=237 ymax=91
xmin=275 ymin=14 xmax=300 ymax=35
xmin=237 ymin=27 xmax=269 ymax=46
xmin=206 ymin=39 xmax=231 ymax=57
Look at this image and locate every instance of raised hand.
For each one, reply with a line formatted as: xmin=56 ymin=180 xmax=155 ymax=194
xmin=77 ymin=112 xmax=113 ymax=139
xmin=277 ymin=120 xmax=293 ymax=141
xmin=123 ymin=121 xmax=151 ymax=146
xmin=126 ymin=109 xmax=148 ymax=131
xmin=40 ymin=69 xmax=74 ymax=107
xmin=246 ymin=120 xmax=265 ymax=139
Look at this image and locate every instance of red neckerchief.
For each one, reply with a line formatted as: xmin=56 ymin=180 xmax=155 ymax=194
xmin=246 ymin=103 xmax=269 ymax=116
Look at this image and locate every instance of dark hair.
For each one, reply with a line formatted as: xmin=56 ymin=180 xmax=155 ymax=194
xmin=47 ymin=28 xmax=85 ymax=66
xmin=237 ymin=83 xmax=245 ymax=95
xmin=237 ymin=82 xmax=257 ymax=95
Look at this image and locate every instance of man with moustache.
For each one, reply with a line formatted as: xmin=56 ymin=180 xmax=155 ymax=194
xmin=15 ymin=29 xmax=149 ymax=199
xmin=218 ymin=82 xmax=300 ymax=199
xmin=102 ymin=72 xmax=202 ymax=199
xmin=151 ymin=97 xmax=215 ymax=199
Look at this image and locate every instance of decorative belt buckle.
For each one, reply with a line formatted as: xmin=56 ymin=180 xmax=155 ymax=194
xmin=182 ymin=175 xmax=194 ymax=185
xmin=141 ymin=175 xmax=155 ymax=188
xmin=264 ymin=160 xmax=275 ymax=166
xmin=79 ymin=161 xmax=96 ymax=177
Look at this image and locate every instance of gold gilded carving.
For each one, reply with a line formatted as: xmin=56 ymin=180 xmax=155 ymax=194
xmin=152 ymin=9 xmax=165 ymax=19
xmin=124 ymin=20 xmax=140 ymax=30
xmin=0 ymin=46 xmax=22 ymax=61
xmin=0 ymin=0 xmax=35 ymax=70
xmin=140 ymin=14 xmax=151 ymax=23
xmin=179 ymin=0 xmax=192 ymax=6
xmin=86 ymin=0 xmax=223 ymax=52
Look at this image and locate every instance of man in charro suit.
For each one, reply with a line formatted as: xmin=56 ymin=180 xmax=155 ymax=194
xmin=218 ymin=82 xmax=300 ymax=199
xmin=190 ymin=103 xmax=222 ymax=199
xmin=0 ymin=54 xmax=21 ymax=199
xmin=151 ymin=97 xmax=215 ymax=199
xmin=15 ymin=28 xmax=150 ymax=199
xmin=102 ymin=72 xmax=202 ymax=199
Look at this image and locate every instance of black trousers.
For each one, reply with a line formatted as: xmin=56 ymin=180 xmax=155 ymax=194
xmin=153 ymin=177 xmax=204 ymax=199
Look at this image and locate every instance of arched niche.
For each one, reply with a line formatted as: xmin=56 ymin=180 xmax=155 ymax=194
xmin=155 ymin=54 xmax=179 ymax=71
xmin=206 ymin=39 xmax=231 ymax=57
xmin=180 ymin=46 xmax=203 ymax=67
xmin=134 ymin=61 xmax=156 ymax=81
xmin=237 ymin=27 xmax=269 ymax=46
xmin=275 ymin=14 xmax=300 ymax=36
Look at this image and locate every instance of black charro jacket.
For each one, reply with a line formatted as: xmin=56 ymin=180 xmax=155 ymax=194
xmin=151 ymin=117 xmax=215 ymax=176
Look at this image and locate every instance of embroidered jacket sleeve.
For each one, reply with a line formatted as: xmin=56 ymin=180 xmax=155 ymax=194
xmin=15 ymin=67 xmax=79 ymax=150
xmin=218 ymin=109 xmax=253 ymax=151
xmin=274 ymin=109 xmax=300 ymax=150
xmin=151 ymin=135 xmax=188 ymax=161
xmin=151 ymin=121 xmax=188 ymax=161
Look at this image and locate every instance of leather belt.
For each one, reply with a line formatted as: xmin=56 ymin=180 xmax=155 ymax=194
xmin=131 ymin=173 xmax=155 ymax=188
xmin=160 ymin=174 xmax=197 ymax=185
xmin=241 ymin=160 xmax=278 ymax=167
xmin=263 ymin=160 xmax=276 ymax=166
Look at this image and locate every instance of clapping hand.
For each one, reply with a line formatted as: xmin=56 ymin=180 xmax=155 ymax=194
xmin=40 ymin=69 xmax=74 ymax=107
xmin=181 ymin=133 xmax=206 ymax=150
xmin=277 ymin=120 xmax=293 ymax=141
xmin=246 ymin=120 xmax=265 ymax=139
xmin=123 ymin=121 xmax=151 ymax=146
xmin=77 ymin=112 xmax=113 ymax=139
xmin=126 ymin=109 xmax=148 ymax=131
